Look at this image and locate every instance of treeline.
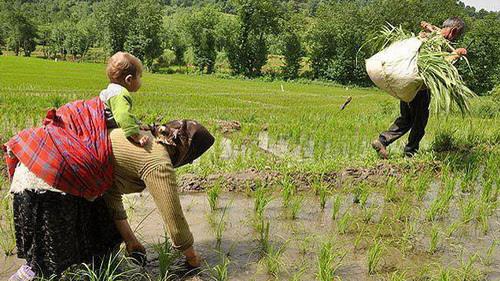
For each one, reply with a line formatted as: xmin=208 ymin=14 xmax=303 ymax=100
xmin=0 ymin=0 xmax=499 ymax=94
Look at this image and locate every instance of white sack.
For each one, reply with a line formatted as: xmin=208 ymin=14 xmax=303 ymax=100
xmin=366 ymin=37 xmax=423 ymax=102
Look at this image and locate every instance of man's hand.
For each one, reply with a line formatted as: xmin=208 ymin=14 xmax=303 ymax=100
xmin=420 ymin=21 xmax=437 ymax=32
xmin=454 ymin=48 xmax=467 ymax=57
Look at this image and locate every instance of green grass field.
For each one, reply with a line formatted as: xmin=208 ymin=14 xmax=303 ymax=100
xmin=0 ymin=56 xmax=499 ymax=280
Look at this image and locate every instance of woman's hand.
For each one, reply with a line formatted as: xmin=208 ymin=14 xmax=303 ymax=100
xmin=126 ymin=240 xmax=146 ymax=255
xmin=183 ymin=246 xmax=201 ymax=268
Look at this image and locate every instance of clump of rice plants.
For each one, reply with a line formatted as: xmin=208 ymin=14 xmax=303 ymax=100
xmin=260 ymin=243 xmax=286 ymax=278
xmin=286 ymin=195 xmax=302 ymax=220
xmin=70 ymin=251 xmax=145 ymax=281
xmin=414 ymin=173 xmax=432 ymax=200
xmin=353 ymin=183 xmax=369 ymax=207
xmin=456 ymin=254 xmax=484 ymax=281
xmin=208 ymin=252 xmax=230 ymax=281
xmin=395 ymin=198 xmax=411 ymax=221
xmin=254 ymin=185 xmax=272 ymax=220
xmin=331 ymin=194 xmax=342 ymax=220
xmin=153 ymin=235 xmax=181 ymax=280
xmin=367 ymin=240 xmax=384 ymax=274
xmin=207 ymin=181 xmax=222 ymax=211
xmin=255 ymin=218 xmax=270 ymax=254
xmin=481 ymin=240 xmax=497 ymax=266
xmin=460 ymin=197 xmax=477 ymax=224
xmin=316 ymin=241 xmax=346 ymax=281
xmin=318 ymin=184 xmax=330 ymax=211
xmin=336 ymin=211 xmax=352 ymax=234
xmin=428 ymin=225 xmax=440 ymax=254
xmin=400 ymin=220 xmax=417 ymax=254
xmin=427 ymin=176 xmax=455 ymax=221
xmin=384 ymin=178 xmax=398 ymax=202
xmin=445 ymin=221 xmax=462 ymax=238
xmin=213 ymin=205 xmax=229 ymax=248
xmin=281 ymin=175 xmax=296 ymax=208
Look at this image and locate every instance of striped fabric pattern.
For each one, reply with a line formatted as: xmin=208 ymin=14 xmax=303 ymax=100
xmin=105 ymin=129 xmax=194 ymax=251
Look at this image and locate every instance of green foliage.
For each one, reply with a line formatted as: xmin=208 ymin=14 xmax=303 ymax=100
xmin=124 ymin=0 xmax=164 ymax=69
xmin=226 ymin=0 xmax=284 ymax=77
xmin=458 ymin=14 xmax=500 ymax=94
xmin=1 ymin=7 xmax=38 ymax=56
xmin=316 ymin=241 xmax=346 ymax=281
xmin=367 ymin=239 xmax=384 ymax=274
xmin=185 ymin=6 xmax=220 ymax=73
xmin=307 ymin=2 xmax=368 ymax=85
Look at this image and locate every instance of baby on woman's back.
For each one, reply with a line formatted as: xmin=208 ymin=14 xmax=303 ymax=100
xmin=100 ymin=52 xmax=149 ymax=146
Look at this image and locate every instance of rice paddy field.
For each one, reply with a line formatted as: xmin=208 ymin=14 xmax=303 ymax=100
xmin=0 ymin=56 xmax=499 ymax=280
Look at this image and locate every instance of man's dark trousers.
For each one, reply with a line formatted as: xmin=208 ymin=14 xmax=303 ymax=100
xmin=379 ymin=89 xmax=431 ymax=154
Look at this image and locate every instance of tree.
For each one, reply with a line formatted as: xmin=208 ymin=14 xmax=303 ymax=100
xmin=64 ymin=18 xmax=97 ymax=60
xmin=124 ymin=0 xmax=164 ymax=69
xmin=280 ymin=13 xmax=306 ymax=80
xmin=96 ymin=0 xmax=134 ymax=54
xmin=227 ymin=0 xmax=284 ymax=77
xmin=185 ymin=6 xmax=220 ymax=73
xmin=163 ymin=11 xmax=189 ymax=65
xmin=458 ymin=13 xmax=500 ymax=94
xmin=3 ymin=10 xmax=37 ymax=56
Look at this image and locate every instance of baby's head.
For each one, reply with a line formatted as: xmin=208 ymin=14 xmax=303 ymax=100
xmin=106 ymin=52 xmax=143 ymax=92
xmin=441 ymin=17 xmax=466 ymax=42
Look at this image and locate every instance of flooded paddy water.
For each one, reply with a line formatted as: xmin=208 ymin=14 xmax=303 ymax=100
xmin=4 ymin=188 xmax=492 ymax=280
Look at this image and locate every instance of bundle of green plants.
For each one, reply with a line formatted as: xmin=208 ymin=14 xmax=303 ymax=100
xmin=364 ymin=24 xmax=476 ymax=114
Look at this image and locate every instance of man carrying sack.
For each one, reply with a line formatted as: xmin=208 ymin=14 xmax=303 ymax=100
xmin=371 ymin=17 xmax=468 ymax=159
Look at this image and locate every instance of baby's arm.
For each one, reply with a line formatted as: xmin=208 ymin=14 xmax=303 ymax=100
xmin=109 ymin=94 xmax=150 ymax=146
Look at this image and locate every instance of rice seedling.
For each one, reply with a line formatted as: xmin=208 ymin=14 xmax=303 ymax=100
xmin=318 ymin=184 xmax=330 ymax=211
xmin=153 ymin=235 xmax=181 ymax=280
xmin=444 ymin=221 xmax=462 ymax=238
xmin=331 ymin=194 xmax=342 ymax=220
xmin=287 ymin=195 xmax=302 ymax=220
xmin=256 ymin=218 xmax=271 ymax=254
xmin=367 ymin=239 xmax=384 ymax=274
xmin=428 ymin=225 xmax=440 ymax=254
xmin=362 ymin=207 xmax=375 ymax=223
xmin=456 ymin=254 xmax=484 ymax=281
xmin=476 ymin=202 xmax=491 ymax=234
xmin=280 ymin=175 xmax=296 ymax=208
xmin=354 ymin=225 xmax=367 ymax=249
xmin=254 ymin=185 xmax=272 ymax=220
xmin=260 ymin=243 xmax=286 ymax=278
xmin=336 ymin=211 xmax=351 ymax=235
xmin=207 ymin=181 xmax=222 ymax=211
xmin=298 ymin=235 xmax=315 ymax=256
xmin=353 ymin=183 xmax=369 ymax=207
xmin=400 ymin=220 xmax=417 ymax=254
xmin=384 ymin=178 xmax=398 ymax=202
xmin=427 ymin=177 xmax=455 ymax=221
xmin=213 ymin=205 xmax=229 ymax=248
xmin=414 ymin=174 xmax=431 ymax=201
xmin=388 ymin=271 xmax=407 ymax=281
xmin=208 ymin=253 xmax=230 ymax=281
xmin=70 ymin=251 xmax=145 ymax=281
xmin=460 ymin=197 xmax=477 ymax=224
xmin=481 ymin=240 xmax=497 ymax=266
xmin=395 ymin=198 xmax=411 ymax=221
xmin=316 ymin=241 xmax=346 ymax=281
